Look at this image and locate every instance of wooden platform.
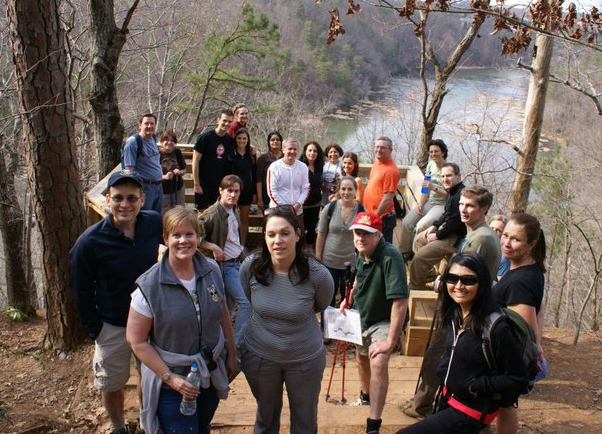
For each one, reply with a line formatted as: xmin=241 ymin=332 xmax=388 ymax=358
xmin=403 ymin=290 xmax=438 ymax=356
xmin=212 ymin=350 xmax=423 ymax=431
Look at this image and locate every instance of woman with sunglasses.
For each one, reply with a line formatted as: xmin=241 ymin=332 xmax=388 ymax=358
xmin=493 ymin=213 xmax=546 ymax=434
xmin=396 ymin=252 xmax=528 ymax=434
xmin=239 ymin=206 xmax=334 ymax=434
xmin=126 ymin=207 xmax=237 ymax=434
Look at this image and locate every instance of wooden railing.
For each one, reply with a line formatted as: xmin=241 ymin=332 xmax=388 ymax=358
xmin=86 ymin=144 xmax=424 ymax=246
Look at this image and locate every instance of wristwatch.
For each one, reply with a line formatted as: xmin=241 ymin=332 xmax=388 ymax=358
xmin=161 ymin=370 xmax=172 ymax=382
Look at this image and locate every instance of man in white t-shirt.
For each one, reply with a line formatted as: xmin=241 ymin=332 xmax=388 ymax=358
xmin=198 ymin=175 xmax=250 ymax=348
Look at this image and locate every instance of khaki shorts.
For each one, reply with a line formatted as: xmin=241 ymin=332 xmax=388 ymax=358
xmin=356 ymin=320 xmax=390 ymax=356
xmin=93 ymin=322 xmax=132 ymax=392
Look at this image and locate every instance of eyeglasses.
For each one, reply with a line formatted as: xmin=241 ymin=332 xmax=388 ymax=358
xmin=110 ymin=195 xmax=141 ymax=204
xmin=443 ymin=273 xmax=479 ymax=286
xmin=264 ymin=204 xmax=295 ymax=216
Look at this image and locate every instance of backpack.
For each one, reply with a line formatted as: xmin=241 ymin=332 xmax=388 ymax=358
xmin=481 ymin=307 xmax=539 ymax=396
xmin=120 ymin=133 xmax=144 ymax=169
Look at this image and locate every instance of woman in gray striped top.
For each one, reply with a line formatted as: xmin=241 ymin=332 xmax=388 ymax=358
xmin=239 ymin=205 xmax=334 ymax=434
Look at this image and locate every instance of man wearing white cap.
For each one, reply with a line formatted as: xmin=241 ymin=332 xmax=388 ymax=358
xmin=341 ymin=212 xmax=409 ymax=434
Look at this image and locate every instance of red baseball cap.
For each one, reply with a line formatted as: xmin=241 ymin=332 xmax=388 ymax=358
xmin=350 ymin=212 xmax=382 ymax=233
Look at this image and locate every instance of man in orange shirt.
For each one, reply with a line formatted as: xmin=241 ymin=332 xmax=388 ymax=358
xmin=363 ymin=136 xmax=400 ymax=243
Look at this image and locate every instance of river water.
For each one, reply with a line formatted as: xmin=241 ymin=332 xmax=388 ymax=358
xmin=319 ymin=68 xmax=529 ymax=180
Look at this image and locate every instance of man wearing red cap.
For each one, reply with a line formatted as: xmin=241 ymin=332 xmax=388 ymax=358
xmin=341 ymin=212 xmax=409 ymax=434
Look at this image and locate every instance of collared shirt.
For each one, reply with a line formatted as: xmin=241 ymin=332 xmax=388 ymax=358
xmin=355 ymin=238 xmax=409 ymax=329
xmin=223 ymin=204 xmax=243 ymax=260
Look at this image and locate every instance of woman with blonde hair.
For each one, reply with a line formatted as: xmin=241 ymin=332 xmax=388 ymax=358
xmin=127 ymin=207 xmax=236 ymax=434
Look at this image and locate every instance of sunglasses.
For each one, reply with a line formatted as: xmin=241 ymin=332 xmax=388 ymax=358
xmin=443 ymin=273 xmax=479 ymax=286
xmin=110 ymin=195 xmax=141 ymax=204
xmin=264 ymin=204 xmax=295 ymax=216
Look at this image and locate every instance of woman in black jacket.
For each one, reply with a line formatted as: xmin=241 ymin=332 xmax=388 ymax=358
xmin=397 ymin=252 xmax=528 ymax=434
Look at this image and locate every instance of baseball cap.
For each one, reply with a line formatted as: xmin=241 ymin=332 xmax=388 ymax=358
xmin=349 ymin=212 xmax=382 ymax=233
xmin=107 ymin=170 xmax=144 ymax=189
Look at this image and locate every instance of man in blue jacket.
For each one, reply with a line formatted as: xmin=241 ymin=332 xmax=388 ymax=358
xmin=70 ymin=170 xmax=162 ymax=434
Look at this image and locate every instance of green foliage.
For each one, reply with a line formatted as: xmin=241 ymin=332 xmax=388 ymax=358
xmin=184 ymin=2 xmax=284 ymax=125
xmin=4 ymin=307 xmax=27 ymax=322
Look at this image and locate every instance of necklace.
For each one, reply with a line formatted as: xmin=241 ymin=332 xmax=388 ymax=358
xmin=340 ymin=202 xmax=354 ymax=222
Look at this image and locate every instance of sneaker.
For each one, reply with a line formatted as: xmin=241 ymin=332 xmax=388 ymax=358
xmin=400 ymin=400 xmax=426 ymax=420
xmin=352 ymin=391 xmax=370 ymax=406
xmin=365 ymin=429 xmax=379 ymax=434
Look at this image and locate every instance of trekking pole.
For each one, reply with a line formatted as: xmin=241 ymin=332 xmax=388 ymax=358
xmin=339 ymin=262 xmax=356 ymax=404
xmin=340 ymin=340 xmax=347 ymax=404
xmin=325 ymin=339 xmax=342 ymax=401
xmin=325 ymin=262 xmax=356 ymax=404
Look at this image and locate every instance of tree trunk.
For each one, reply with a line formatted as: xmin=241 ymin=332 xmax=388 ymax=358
xmin=88 ymin=0 xmax=139 ymax=178
xmin=7 ymin=0 xmax=87 ymax=349
xmin=416 ymin=14 xmax=484 ymax=171
xmin=0 ymin=137 xmax=34 ymax=316
xmin=510 ymin=34 xmax=554 ymax=213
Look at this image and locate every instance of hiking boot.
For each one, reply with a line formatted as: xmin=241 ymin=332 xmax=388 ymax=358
xmin=399 ymin=400 xmax=426 ymax=420
xmin=109 ymin=427 xmax=128 ymax=434
xmin=352 ymin=391 xmax=370 ymax=406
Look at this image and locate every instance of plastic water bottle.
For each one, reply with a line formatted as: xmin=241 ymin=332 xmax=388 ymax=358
xmin=180 ymin=362 xmax=201 ymax=416
xmin=421 ymin=171 xmax=431 ymax=195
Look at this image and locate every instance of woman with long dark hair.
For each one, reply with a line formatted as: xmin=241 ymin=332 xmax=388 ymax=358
xmin=255 ymin=131 xmax=283 ymax=211
xmin=300 ymin=141 xmax=325 ymax=246
xmin=322 ymin=143 xmax=343 ymax=205
xmin=239 ymin=206 xmax=334 ymax=434
xmin=342 ymin=151 xmax=364 ymax=202
xmin=227 ymin=128 xmax=256 ymax=245
xmin=396 ymin=252 xmax=528 ymax=434
xmin=494 ymin=213 xmax=547 ymax=434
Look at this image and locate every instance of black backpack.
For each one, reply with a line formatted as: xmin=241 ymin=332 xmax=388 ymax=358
xmin=120 ymin=133 xmax=144 ymax=169
xmin=481 ymin=307 xmax=539 ymax=397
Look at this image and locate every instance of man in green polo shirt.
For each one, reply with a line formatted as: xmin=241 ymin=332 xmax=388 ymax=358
xmin=341 ymin=212 xmax=409 ymax=434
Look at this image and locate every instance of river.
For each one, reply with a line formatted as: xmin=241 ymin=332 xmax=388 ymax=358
xmin=318 ymin=68 xmax=529 ymax=178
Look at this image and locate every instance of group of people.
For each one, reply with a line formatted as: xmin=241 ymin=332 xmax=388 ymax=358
xmin=70 ymin=108 xmax=547 ymax=434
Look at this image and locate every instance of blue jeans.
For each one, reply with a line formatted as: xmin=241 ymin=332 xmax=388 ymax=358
xmin=142 ymin=182 xmax=163 ymax=214
xmin=382 ymin=212 xmax=397 ymax=244
xmin=156 ymin=386 xmax=219 ymax=434
xmin=222 ymin=261 xmax=251 ymax=347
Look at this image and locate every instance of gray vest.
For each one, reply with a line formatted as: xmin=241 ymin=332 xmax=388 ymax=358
xmin=137 ymin=252 xmax=225 ymax=364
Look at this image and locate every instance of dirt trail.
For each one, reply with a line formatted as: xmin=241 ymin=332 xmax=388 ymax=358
xmin=1 ymin=315 xmax=601 ymax=434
